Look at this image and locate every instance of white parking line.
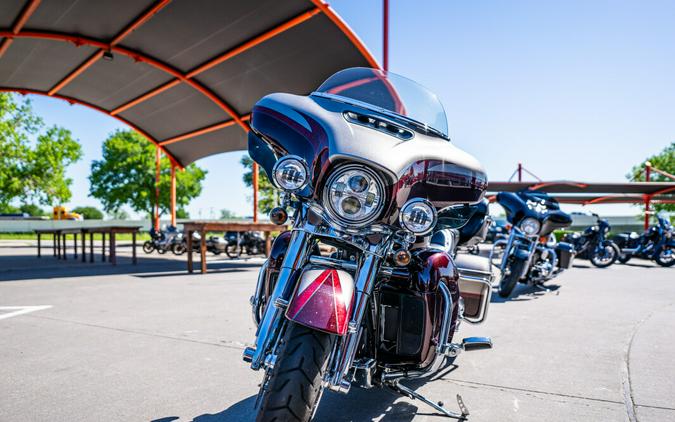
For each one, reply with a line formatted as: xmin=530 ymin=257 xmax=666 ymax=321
xmin=0 ymin=306 xmax=52 ymax=321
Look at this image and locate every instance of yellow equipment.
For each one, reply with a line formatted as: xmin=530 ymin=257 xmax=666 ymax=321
xmin=53 ymin=206 xmax=83 ymax=221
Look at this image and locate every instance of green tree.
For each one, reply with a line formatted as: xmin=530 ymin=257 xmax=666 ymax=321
xmin=0 ymin=93 xmax=82 ymax=210
xmin=19 ymin=204 xmax=47 ymax=217
xmin=110 ymin=209 xmax=129 ymax=220
xmin=72 ymin=206 xmax=104 ymax=220
xmin=240 ymin=155 xmax=280 ymax=214
xmin=627 ymin=141 xmax=675 ymax=214
xmin=89 ymin=130 xmax=207 ymax=219
xmin=220 ymin=208 xmax=240 ymax=220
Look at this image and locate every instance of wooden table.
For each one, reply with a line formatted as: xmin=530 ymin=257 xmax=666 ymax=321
xmin=35 ymin=226 xmax=141 ymax=265
xmin=182 ymin=222 xmax=287 ymax=274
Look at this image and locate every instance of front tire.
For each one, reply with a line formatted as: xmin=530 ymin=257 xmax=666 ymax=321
xmin=256 ymin=323 xmax=335 ymax=422
xmin=590 ymin=241 xmax=619 ymax=268
xmin=172 ymin=242 xmax=186 ymax=255
xmin=225 ymin=244 xmax=241 ymax=258
xmin=142 ymin=241 xmax=154 ymax=254
xmin=655 ymin=247 xmax=675 ymax=267
xmin=499 ymin=258 xmax=527 ymax=298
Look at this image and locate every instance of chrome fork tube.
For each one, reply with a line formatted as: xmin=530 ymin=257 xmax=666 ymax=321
xmin=248 ymin=229 xmax=310 ymax=370
xmin=328 ymin=251 xmax=381 ymax=393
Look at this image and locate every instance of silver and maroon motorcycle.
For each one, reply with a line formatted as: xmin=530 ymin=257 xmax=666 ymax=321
xmin=243 ymin=67 xmax=493 ymax=421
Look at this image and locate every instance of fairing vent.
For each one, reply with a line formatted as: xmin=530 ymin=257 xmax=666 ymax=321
xmin=343 ymin=111 xmax=414 ymax=141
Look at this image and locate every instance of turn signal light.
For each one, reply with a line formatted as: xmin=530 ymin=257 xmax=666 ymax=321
xmin=394 ymin=249 xmax=411 ymax=266
xmin=269 ymin=207 xmax=288 ymax=225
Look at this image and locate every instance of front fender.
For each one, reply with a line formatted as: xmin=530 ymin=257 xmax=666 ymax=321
xmin=285 ymin=267 xmax=355 ymax=336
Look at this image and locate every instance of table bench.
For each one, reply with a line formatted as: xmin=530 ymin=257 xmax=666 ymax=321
xmin=35 ymin=226 xmax=141 ymax=265
xmin=182 ymin=222 xmax=287 ymax=274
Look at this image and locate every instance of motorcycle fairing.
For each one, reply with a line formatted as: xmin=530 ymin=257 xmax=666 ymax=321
xmin=286 ymin=268 xmax=355 ymax=336
xmin=249 ymin=92 xmax=487 ymax=210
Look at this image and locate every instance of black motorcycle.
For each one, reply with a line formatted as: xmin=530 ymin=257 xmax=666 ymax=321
xmin=490 ymin=191 xmax=575 ymax=298
xmin=563 ymin=214 xmax=620 ymax=268
xmin=613 ymin=212 xmax=674 ymax=267
xmin=223 ymin=231 xmax=267 ymax=258
xmin=143 ymin=225 xmax=181 ymax=255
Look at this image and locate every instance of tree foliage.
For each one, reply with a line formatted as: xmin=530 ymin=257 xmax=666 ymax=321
xmin=0 ymin=93 xmax=82 ymax=211
xmin=89 ymin=130 xmax=206 ymax=219
xmin=240 ymin=155 xmax=280 ymax=215
xmin=72 ymin=206 xmax=104 ymax=220
xmin=627 ymin=141 xmax=674 ymax=213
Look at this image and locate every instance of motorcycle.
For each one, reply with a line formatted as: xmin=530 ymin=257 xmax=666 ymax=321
xmin=563 ymin=213 xmax=620 ymax=268
xmin=613 ymin=212 xmax=674 ymax=267
xmin=491 ymin=191 xmax=575 ymax=298
xmin=143 ymin=225 xmax=181 ymax=255
xmin=222 ymin=231 xmax=267 ymax=258
xmin=243 ymin=67 xmax=493 ymax=421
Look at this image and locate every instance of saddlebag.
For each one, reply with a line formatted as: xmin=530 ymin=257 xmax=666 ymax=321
xmin=454 ymin=254 xmax=492 ymax=324
xmin=555 ymin=242 xmax=575 ymax=269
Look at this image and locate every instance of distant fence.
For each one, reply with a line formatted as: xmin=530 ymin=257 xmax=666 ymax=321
xmin=0 ymin=219 xmax=252 ymax=233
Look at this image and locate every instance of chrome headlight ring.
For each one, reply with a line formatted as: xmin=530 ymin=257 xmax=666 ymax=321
xmin=272 ymin=155 xmax=309 ymax=192
xmin=399 ymin=198 xmax=437 ymax=235
xmin=322 ymin=164 xmax=386 ymax=228
xmin=520 ymin=217 xmax=541 ymax=236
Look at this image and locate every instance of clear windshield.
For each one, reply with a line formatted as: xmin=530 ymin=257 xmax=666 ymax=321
xmin=313 ymin=67 xmax=449 ymax=138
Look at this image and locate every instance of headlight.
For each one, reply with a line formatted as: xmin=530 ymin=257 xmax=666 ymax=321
xmin=323 ymin=165 xmax=385 ymax=227
xmin=272 ymin=155 xmax=308 ymax=191
xmin=399 ymin=198 xmax=437 ymax=235
xmin=520 ymin=218 xmax=541 ymax=236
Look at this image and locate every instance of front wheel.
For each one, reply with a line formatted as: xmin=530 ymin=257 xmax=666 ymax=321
xmin=590 ymin=241 xmax=620 ymax=268
xmin=256 ymin=322 xmax=335 ymax=422
xmin=172 ymin=242 xmax=186 ymax=255
xmin=655 ymin=247 xmax=675 ymax=267
xmin=142 ymin=241 xmax=154 ymax=254
xmin=499 ymin=258 xmax=527 ymax=298
xmin=225 ymin=244 xmax=241 ymax=258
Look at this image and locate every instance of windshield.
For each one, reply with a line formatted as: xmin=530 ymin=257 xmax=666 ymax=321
xmin=313 ymin=67 xmax=449 ymax=138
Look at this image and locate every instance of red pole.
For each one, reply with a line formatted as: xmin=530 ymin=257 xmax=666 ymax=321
xmin=170 ymin=164 xmax=176 ymax=227
xmin=518 ymin=163 xmax=522 ymax=182
xmin=252 ymin=162 xmax=259 ymax=223
xmin=644 ymin=161 xmax=651 ymax=230
xmin=155 ymin=147 xmax=161 ymax=230
xmin=383 ymin=0 xmax=389 ymax=71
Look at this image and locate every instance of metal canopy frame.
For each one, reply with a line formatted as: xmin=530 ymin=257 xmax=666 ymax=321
xmin=0 ymin=0 xmax=379 ymax=226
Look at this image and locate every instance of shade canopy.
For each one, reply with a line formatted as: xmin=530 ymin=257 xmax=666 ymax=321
xmin=0 ymin=0 xmax=378 ymax=167
xmin=487 ymin=181 xmax=675 ymax=205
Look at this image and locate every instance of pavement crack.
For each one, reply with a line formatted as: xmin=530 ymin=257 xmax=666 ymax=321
xmin=23 ymin=314 xmax=247 ymax=351
xmin=622 ymin=302 xmax=674 ymax=422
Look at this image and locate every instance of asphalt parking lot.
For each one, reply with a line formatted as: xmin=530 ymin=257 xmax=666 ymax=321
xmin=1 ymin=240 xmax=673 ymax=422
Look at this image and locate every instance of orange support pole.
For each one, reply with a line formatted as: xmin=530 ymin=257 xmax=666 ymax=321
xmin=644 ymin=162 xmax=651 ymax=230
xmin=252 ymin=162 xmax=259 ymax=223
xmin=155 ymin=147 xmax=161 ymax=231
xmin=383 ymin=0 xmax=389 ymax=72
xmin=170 ymin=164 xmax=176 ymax=227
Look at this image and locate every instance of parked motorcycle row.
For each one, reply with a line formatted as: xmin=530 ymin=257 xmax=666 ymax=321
xmin=142 ymin=226 xmax=268 ymax=258
xmin=236 ymin=67 xmax=672 ymax=421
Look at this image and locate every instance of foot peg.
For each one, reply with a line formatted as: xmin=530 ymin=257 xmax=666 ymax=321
xmin=388 ymin=380 xmax=468 ymax=419
xmin=462 ymin=337 xmax=492 ymax=351
xmin=242 ymin=346 xmax=255 ymax=363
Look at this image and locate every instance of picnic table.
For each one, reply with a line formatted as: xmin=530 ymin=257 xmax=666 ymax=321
xmin=35 ymin=226 xmax=141 ymax=265
xmin=182 ymin=222 xmax=287 ymax=274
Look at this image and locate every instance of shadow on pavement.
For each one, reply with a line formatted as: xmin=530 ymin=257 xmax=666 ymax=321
xmin=490 ymin=283 xmax=561 ymax=303
xmin=0 ymin=252 xmax=261 ymax=282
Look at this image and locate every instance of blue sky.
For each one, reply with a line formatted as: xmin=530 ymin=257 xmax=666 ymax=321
xmin=24 ymin=0 xmax=674 ymax=218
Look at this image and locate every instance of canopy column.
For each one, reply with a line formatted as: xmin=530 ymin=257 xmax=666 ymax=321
xmin=253 ymin=162 xmax=259 ymax=223
xmin=644 ymin=162 xmax=652 ymax=230
xmin=155 ymin=146 xmax=161 ymax=231
xmin=170 ymin=164 xmax=176 ymax=227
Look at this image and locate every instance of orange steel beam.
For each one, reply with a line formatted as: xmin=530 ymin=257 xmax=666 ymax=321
xmin=155 ymin=147 xmax=161 ymax=231
xmin=0 ymin=87 xmax=182 ymax=168
xmin=1 ymin=31 xmax=245 ymax=131
xmin=310 ymin=0 xmax=380 ymax=69
xmin=110 ymin=8 xmax=321 ymax=118
xmin=47 ymin=0 xmax=171 ymax=96
xmin=170 ymin=164 xmax=176 ymax=227
xmin=252 ymin=162 xmax=259 ymax=223
xmin=0 ymin=0 xmax=41 ymax=58
xmin=160 ymin=114 xmax=251 ymax=146
xmin=528 ymin=181 xmax=589 ymax=191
